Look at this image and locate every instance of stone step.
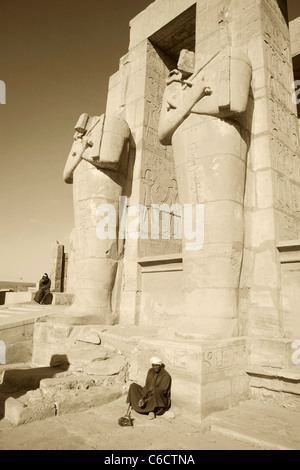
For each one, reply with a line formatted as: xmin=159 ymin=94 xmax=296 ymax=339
xmin=5 ymin=306 xmax=48 ymax=313
xmin=8 ymin=304 xmax=44 ymax=310
xmin=209 ymin=399 xmax=300 ymax=450
xmin=1 ymin=292 xmax=74 ymax=308
xmin=5 ymin=383 xmax=123 ymax=425
xmin=0 ymin=360 xmax=125 ymax=425
xmin=0 ymin=304 xmax=66 ymax=327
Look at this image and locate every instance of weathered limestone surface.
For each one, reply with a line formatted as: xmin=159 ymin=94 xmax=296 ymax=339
xmin=2 ymin=324 xmax=129 ymax=425
xmin=290 ymin=17 xmax=300 ymax=57
xmin=247 ymin=366 xmax=300 ymax=411
xmin=4 ymin=381 xmax=123 ymax=426
xmin=104 ymin=0 xmax=299 ymax=340
xmin=0 ymin=321 xmax=34 ymax=364
xmin=51 ymin=0 xmax=300 ymax=420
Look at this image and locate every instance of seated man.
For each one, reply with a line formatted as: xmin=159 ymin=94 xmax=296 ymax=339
xmin=126 ymin=356 xmax=171 ymax=420
xmin=34 ymin=273 xmax=51 ymax=305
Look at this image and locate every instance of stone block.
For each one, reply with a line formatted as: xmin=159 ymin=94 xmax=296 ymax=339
xmin=5 ymin=396 xmax=56 ymax=426
xmin=251 ymin=387 xmax=300 ymax=411
xmin=201 ymin=379 xmax=232 ymax=418
xmin=248 ymin=134 xmax=271 ymax=172
xmin=256 ymin=170 xmax=274 ymax=209
xmin=239 ymin=248 xmax=255 ymax=288
xmin=4 ymin=292 xmax=32 ymax=305
xmin=55 ymin=386 xmax=122 ymax=416
xmin=244 ymin=169 xmax=256 ymax=209
xmin=177 ymin=49 xmax=195 ymax=76
xmin=249 ymin=338 xmax=291 ymax=369
xmin=6 ymin=341 xmax=33 ymax=364
xmin=244 ymin=210 xmax=276 ymax=247
xmin=253 ymin=250 xmax=278 ymax=288
xmin=123 ymin=260 xmax=139 ymax=291
xmin=249 ymin=289 xmax=276 ymax=309
xmin=251 ymin=97 xmax=269 ymax=134
xmin=231 ymin=375 xmax=251 ymax=407
xmin=123 ymin=68 xmax=148 ymax=106
xmin=119 ymin=292 xmax=139 ymax=326
xmin=75 ymin=329 xmax=101 ymax=345
xmin=251 ymin=67 xmax=267 ymax=94
xmin=123 ymin=97 xmax=146 ymax=130
xmin=0 ymin=324 xmax=27 ymax=344
xmin=247 ymin=36 xmax=265 ymax=70
xmin=52 ymin=293 xmax=74 ymax=306
xmin=131 ymin=336 xmax=249 ymax=419
xmin=4 ymin=384 xmax=122 ymax=425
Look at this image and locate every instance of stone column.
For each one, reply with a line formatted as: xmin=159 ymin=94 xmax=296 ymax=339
xmin=171 ymin=113 xmax=248 ymax=338
xmin=50 ymin=243 xmax=65 ymax=292
xmin=63 ymin=114 xmax=130 ymax=325
xmin=70 ymin=160 xmax=125 ymax=323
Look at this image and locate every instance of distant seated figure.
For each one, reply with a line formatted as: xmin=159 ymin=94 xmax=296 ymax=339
xmin=34 ymin=273 xmax=52 ymax=305
xmin=126 ymin=357 xmax=171 ymax=420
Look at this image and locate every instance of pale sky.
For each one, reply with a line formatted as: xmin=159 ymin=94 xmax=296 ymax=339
xmin=0 ymin=0 xmax=299 ymax=282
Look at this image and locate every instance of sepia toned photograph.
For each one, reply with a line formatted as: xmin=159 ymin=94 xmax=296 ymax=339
xmin=0 ymin=0 xmax=300 ymax=454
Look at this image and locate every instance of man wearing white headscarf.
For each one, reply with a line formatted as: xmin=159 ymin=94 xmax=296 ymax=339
xmin=126 ymin=356 xmax=172 ymax=420
xmin=34 ymin=273 xmax=51 ymax=305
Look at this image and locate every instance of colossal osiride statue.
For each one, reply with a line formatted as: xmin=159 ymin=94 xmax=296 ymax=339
xmin=158 ymin=47 xmax=252 ymax=338
xmin=63 ymin=113 xmax=130 ymax=325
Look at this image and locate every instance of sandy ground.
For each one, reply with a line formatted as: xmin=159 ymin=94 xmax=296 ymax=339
xmin=0 ymin=395 xmax=288 ymax=452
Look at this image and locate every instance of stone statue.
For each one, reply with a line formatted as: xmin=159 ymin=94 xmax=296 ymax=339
xmin=158 ymin=47 xmax=252 ymax=337
xmin=63 ymin=113 xmax=130 ymax=325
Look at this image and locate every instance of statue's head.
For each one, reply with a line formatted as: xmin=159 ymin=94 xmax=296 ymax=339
xmin=177 ymin=49 xmax=195 ymax=78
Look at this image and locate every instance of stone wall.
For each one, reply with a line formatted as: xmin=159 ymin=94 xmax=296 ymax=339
xmin=0 ymin=320 xmax=34 ymax=364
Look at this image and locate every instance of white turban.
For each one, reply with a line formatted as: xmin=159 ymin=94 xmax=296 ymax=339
xmin=150 ymin=356 xmax=163 ymax=365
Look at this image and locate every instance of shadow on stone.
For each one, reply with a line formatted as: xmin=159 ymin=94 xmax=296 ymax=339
xmin=0 ymin=355 xmax=69 ymax=420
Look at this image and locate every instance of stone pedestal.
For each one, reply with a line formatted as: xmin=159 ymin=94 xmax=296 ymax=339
xmin=130 ymin=336 xmax=250 ymax=421
xmin=31 ymin=320 xmax=249 ymax=421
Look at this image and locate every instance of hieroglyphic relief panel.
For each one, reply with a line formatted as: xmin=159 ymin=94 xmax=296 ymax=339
xmin=139 ymin=41 xmax=182 ymax=257
xmin=162 ymin=342 xmax=248 ymax=374
xmin=202 ymin=344 xmax=248 ymax=374
xmin=262 ymin=6 xmax=300 ymax=240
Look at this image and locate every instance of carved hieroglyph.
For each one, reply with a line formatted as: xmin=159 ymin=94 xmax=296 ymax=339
xmin=262 ymin=6 xmax=300 ymax=240
xmin=159 ymin=46 xmax=252 ymax=337
xmin=139 ymin=42 xmax=182 ymax=258
xmin=63 ymin=113 xmax=130 ymax=324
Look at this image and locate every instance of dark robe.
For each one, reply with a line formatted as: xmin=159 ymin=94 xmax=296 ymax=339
xmin=126 ymin=366 xmax=171 ymax=415
xmin=34 ymin=277 xmax=52 ymax=304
